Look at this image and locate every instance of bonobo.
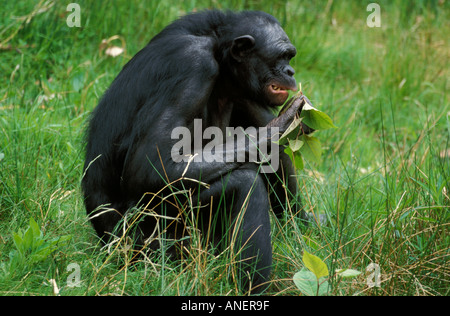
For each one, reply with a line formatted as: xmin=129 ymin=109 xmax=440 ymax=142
xmin=82 ymin=10 xmax=312 ymax=294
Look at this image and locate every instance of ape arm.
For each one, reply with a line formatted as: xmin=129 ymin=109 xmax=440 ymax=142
xmin=120 ymin=35 xmax=242 ymax=191
xmin=230 ymin=96 xmax=314 ymax=218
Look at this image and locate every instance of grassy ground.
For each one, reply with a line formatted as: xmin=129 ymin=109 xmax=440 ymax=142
xmin=0 ymin=0 xmax=448 ymax=296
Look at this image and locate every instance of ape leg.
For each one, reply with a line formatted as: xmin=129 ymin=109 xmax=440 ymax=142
xmin=85 ymin=196 xmax=123 ymax=244
xmin=199 ymin=168 xmax=272 ymax=294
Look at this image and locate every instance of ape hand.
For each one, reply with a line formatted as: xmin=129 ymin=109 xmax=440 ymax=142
xmin=266 ymin=95 xmax=315 ymax=135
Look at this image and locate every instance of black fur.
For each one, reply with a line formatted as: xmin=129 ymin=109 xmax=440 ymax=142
xmin=82 ymin=10 xmax=305 ymax=293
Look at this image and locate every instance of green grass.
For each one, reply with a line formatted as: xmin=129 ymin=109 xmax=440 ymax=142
xmin=0 ymin=0 xmax=448 ymax=296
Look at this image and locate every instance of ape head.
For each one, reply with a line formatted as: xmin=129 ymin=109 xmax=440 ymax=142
xmin=223 ymin=13 xmax=298 ymax=106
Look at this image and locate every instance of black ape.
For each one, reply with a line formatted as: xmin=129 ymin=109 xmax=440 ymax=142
xmin=82 ymin=10 xmax=310 ymax=293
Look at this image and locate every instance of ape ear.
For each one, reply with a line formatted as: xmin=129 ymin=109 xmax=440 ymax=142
xmin=231 ymin=35 xmax=255 ymax=61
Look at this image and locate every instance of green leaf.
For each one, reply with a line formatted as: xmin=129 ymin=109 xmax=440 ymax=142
xmin=278 ymin=115 xmax=303 ymax=145
xmin=50 ymin=235 xmax=72 ymax=247
xmin=335 ymin=268 xmax=362 ymax=279
xmin=288 ymin=138 xmax=304 ymax=152
xmin=31 ymin=245 xmax=53 ymax=264
xmin=12 ymin=232 xmax=24 ymax=253
xmin=277 ymin=91 xmax=335 ymax=171
xmin=302 ymin=250 xmax=329 ymax=279
xmin=72 ymin=73 xmax=84 ymax=92
xmin=299 ymin=134 xmax=322 ymax=163
xmin=284 ymin=146 xmax=304 ymax=170
xmin=293 ymin=269 xmax=329 ymax=296
xmin=300 ymin=103 xmax=337 ymax=130
xmin=23 ymin=225 xmax=34 ymax=250
xmin=293 ymin=269 xmax=317 ymax=296
xmin=29 ymin=217 xmax=42 ymax=238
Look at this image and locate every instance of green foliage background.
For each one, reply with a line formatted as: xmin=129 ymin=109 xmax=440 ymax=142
xmin=0 ymin=0 xmax=448 ymax=295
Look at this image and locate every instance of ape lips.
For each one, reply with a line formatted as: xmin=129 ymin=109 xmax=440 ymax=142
xmin=267 ymin=83 xmax=298 ymax=105
xmin=269 ymin=83 xmax=297 ymax=100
